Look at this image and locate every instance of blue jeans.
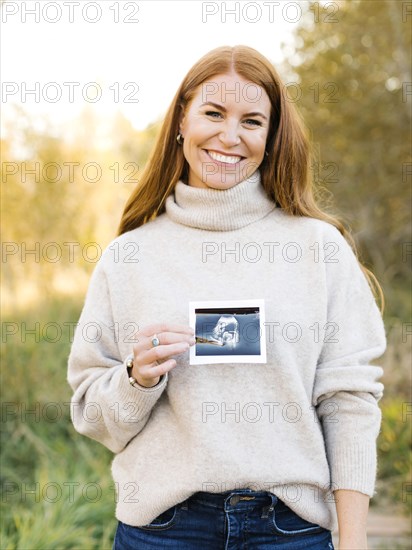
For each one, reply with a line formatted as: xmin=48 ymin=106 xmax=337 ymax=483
xmin=113 ymin=488 xmax=335 ymax=549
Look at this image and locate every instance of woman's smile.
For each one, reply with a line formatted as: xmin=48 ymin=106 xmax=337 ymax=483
xmin=204 ymin=149 xmax=244 ymax=165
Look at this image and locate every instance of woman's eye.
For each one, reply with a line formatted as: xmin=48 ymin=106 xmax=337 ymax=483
xmin=205 ymin=111 xmax=222 ymax=119
xmin=244 ymin=119 xmax=262 ymax=127
xmin=204 ymin=112 xmax=262 ymax=126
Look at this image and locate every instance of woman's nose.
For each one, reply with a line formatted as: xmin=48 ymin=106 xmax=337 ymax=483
xmin=219 ymin=121 xmax=241 ymax=146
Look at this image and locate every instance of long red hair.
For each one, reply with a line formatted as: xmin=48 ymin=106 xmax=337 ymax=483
xmin=117 ymin=45 xmax=384 ymax=312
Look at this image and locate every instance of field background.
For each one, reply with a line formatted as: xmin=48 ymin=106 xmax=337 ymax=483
xmin=1 ymin=1 xmax=411 ymax=548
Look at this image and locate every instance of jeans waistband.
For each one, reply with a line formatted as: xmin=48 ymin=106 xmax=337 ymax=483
xmin=185 ymin=489 xmax=279 ymax=514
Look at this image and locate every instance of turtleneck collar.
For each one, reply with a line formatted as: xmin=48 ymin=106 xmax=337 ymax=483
xmin=165 ymin=171 xmax=276 ymax=231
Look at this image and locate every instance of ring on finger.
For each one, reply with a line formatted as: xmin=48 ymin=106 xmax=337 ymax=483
xmin=151 ymin=334 xmax=160 ymax=348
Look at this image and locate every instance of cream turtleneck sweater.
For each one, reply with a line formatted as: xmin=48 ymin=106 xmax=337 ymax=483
xmin=67 ymin=171 xmax=386 ymax=531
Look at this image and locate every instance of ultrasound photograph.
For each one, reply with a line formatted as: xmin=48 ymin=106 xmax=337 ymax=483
xmin=189 ymin=300 xmax=267 ymax=364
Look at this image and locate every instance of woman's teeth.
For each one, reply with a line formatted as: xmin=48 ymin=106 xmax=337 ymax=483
xmin=207 ymin=151 xmax=242 ymax=164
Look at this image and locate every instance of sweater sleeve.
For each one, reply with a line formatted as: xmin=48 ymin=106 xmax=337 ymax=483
xmin=312 ymin=227 xmax=387 ymax=497
xmin=67 ymin=257 xmax=168 ymax=454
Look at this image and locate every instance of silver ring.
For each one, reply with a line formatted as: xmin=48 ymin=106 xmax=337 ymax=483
xmin=151 ymin=334 xmax=160 ymax=347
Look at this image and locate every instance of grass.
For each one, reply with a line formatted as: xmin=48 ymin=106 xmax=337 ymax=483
xmin=1 ymin=297 xmax=116 ymax=549
xmin=1 ymin=297 xmax=410 ymax=548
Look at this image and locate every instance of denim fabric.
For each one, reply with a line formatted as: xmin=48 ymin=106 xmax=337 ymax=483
xmin=113 ymin=488 xmax=335 ymax=549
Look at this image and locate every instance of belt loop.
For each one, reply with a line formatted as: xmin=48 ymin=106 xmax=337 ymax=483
xmin=180 ymin=499 xmax=189 ymax=511
xmin=261 ymin=493 xmax=277 ymax=519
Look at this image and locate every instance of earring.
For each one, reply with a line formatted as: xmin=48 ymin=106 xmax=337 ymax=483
xmin=177 ymin=133 xmax=184 ymax=145
xmin=265 ymin=151 xmax=269 ymax=157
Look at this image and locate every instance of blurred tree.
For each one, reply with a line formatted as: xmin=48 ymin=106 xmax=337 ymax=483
xmin=278 ymin=0 xmax=411 ymax=323
xmin=1 ymin=106 xmax=158 ymax=308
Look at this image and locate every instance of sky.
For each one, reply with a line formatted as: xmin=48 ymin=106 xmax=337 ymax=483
xmin=1 ymin=0 xmax=307 ymax=134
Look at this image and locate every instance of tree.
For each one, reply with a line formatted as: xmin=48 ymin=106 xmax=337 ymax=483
xmin=278 ymin=0 xmax=411 ymax=322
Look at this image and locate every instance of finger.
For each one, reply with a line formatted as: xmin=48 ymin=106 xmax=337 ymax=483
xmin=146 ymin=331 xmax=195 ymax=346
xmin=139 ymin=358 xmax=177 ymax=379
xmin=138 ymin=342 xmax=190 ymax=366
xmin=132 ymin=326 xmax=194 ymax=352
xmin=132 ymin=333 xmax=193 ymax=357
xmin=139 ymin=323 xmax=194 ymax=337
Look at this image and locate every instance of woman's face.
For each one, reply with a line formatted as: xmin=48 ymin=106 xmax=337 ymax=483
xmin=179 ymin=71 xmax=272 ymax=190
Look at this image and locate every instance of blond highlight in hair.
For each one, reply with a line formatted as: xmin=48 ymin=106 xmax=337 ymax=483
xmin=117 ymin=45 xmax=384 ymax=313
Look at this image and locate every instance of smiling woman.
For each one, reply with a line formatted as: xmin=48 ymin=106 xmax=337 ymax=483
xmin=178 ymin=71 xmax=271 ymax=190
xmin=116 ymin=43 xmax=311 ymax=232
xmin=68 ymin=45 xmax=387 ymax=550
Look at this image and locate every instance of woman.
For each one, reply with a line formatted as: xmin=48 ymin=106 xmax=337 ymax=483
xmin=68 ymin=45 xmax=387 ymax=550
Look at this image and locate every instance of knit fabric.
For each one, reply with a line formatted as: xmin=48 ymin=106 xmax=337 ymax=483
xmin=67 ymin=170 xmax=387 ymax=531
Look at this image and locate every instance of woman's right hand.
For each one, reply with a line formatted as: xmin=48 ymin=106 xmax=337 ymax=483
xmin=130 ymin=323 xmax=195 ymax=388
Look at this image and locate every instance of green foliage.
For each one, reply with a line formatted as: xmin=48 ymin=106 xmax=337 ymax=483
xmin=375 ymin=397 xmax=412 ymax=515
xmin=1 ymin=300 xmax=116 ymax=549
xmin=279 ymin=0 xmax=411 ymax=323
xmin=1 ymin=106 xmax=159 ymax=310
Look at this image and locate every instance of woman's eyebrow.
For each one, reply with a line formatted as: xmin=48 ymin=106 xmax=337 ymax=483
xmin=199 ymin=101 xmax=268 ymax=121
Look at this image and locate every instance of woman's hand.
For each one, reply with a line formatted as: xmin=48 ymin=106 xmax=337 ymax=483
xmin=131 ymin=323 xmax=195 ymax=388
